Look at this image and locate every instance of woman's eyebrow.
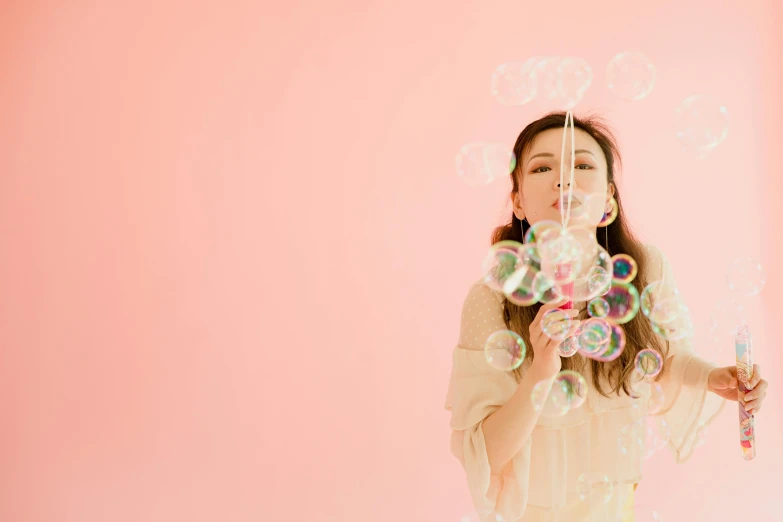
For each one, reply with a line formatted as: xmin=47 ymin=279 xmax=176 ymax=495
xmin=528 ymin=149 xmax=596 ymax=161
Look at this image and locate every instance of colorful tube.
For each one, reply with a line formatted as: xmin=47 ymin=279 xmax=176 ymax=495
xmin=736 ymin=324 xmax=756 ymax=461
xmin=555 ymin=263 xmax=574 ymax=310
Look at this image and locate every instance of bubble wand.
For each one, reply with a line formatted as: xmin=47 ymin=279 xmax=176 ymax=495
xmin=735 ymin=324 xmax=756 ymax=460
xmin=557 ymin=111 xmax=576 ymax=312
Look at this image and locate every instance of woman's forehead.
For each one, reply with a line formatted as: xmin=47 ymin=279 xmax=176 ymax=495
xmin=526 ymin=127 xmax=600 ymax=155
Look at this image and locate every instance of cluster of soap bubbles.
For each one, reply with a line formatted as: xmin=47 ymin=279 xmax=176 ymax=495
xmin=452 ymin=49 xmax=756 ymax=522
xmin=477 ymin=215 xmax=693 ymax=418
xmin=474 ymin=215 xmax=767 ymax=481
xmin=491 ymin=56 xmax=594 ymax=110
xmin=489 ymin=53 xmax=657 ymax=109
xmin=456 ymin=51 xmax=732 ymax=186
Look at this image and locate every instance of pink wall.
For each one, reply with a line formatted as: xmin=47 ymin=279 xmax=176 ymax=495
xmin=0 ymin=1 xmax=780 ymax=521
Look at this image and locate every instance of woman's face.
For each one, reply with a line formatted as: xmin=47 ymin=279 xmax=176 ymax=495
xmin=513 ymin=127 xmax=613 ymax=227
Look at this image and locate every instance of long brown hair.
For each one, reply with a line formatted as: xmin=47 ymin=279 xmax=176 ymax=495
xmin=492 ymin=111 xmax=667 ymax=398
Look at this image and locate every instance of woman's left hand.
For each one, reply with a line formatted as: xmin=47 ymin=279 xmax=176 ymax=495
xmin=708 ymin=365 xmax=769 ymax=415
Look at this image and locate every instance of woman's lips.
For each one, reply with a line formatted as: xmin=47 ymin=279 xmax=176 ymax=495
xmin=554 ymin=200 xmax=582 ymax=210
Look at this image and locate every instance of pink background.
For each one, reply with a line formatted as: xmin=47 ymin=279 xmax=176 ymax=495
xmin=1 ymin=1 xmax=781 ymax=521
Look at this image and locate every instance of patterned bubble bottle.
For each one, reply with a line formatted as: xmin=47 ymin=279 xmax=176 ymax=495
xmin=555 ymin=263 xmax=575 ymax=310
xmin=735 ymin=324 xmax=756 ymax=461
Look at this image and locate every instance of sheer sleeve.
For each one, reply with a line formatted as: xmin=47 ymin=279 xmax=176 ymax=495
xmin=644 ymin=244 xmax=726 ymax=463
xmin=444 ymin=281 xmax=532 ymax=522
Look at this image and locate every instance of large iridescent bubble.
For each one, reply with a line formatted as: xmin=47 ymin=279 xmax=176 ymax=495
xmin=531 ymin=370 xmax=588 ymax=417
xmin=482 ymin=240 xmax=524 ymax=292
xmin=603 ymin=282 xmax=641 ymax=324
xmin=484 ymin=330 xmax=527 ymax=371
xmin=502 ymin=243 xmax=549 ymax=306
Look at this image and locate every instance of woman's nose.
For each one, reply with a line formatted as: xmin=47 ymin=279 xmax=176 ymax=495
xmin=556 ymin=181 xmax=571 ymax=188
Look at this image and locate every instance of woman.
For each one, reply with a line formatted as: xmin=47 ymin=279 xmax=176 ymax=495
xmin=444 ymin=112 xmax=769 ymax=522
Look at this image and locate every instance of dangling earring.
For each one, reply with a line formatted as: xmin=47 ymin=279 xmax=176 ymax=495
xmin=598 ymin=197 xmax=617 ymax=228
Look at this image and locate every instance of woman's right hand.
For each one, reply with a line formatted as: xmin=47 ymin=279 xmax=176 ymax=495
xmin=528 ymin=297 xmax=581 ymax=380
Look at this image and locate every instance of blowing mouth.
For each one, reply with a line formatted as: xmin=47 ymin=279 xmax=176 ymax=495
xmin=553 ymin=196 xmax=583 ymax=210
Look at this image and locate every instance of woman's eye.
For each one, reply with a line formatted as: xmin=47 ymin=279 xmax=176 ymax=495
xmin=532 ymin=164 xmax=591 ymax=173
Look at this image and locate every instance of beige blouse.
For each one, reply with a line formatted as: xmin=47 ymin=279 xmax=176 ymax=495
xmin=444 ymin=244 xmax=726 ymax=522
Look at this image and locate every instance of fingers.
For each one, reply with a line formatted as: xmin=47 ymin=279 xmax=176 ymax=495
xmin=531 ymin=311 xmax=580 ymax=347
xmin=748 ymin=364 xmax=762 ymax=390
xmin=530 ymin=297 xmax=569 ymax=331
xmin=743 ymin=392 xmax=766 ymax=414
xmin=742 ymin=377 xmax=767 ymax=415
xmin=543 ymin=319 xmax=582 ymax=352
xmin=744 ymin=379 xmax=768 ymax=401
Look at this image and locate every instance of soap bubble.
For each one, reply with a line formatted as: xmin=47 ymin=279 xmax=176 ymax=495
xmin=558 ymin=335 xmax=581 ymax=357
xmin=726 ymin=257 xmax=766 ymax=297
xmin=491 ymin=58 xmax=538 ymax=106
xmin=708 ymin=297 xmax=749 ymax=342
xmin=606 ymin=51 xmax=656 ymax=101
xmin=536 ymin=227 xmax=584 ymax=285
xmin=635 ymin=348 xmax=663 ymax=379
xmin=603 ymin=282 xmax=641 ymax=324
xmin=650 ymin=300 xmax=693 ymax=342
xmin=640 ymin=278 xmax=693 ymax=342
xmin=541 ymin=309 xmax=575 ymax=342
xmin=593 ymin=323 xmax=626 ymax=362
xmin=538 ymin=276 xmax=566 ymax=304
xmin=531 ymin=370 xmax=587 ymax=417
xmin=612 ymin=254 xmax=638 ymax=283
xmin=618 ymin=416 xmax=670 ymax=460
xmin=531 ymin=380 xmax=560 ymax=415
xmin=675 ymin=94 xmax=729 ymax=157
xmin=482 ymin=240 xmax=524 ymax=292
xmin=587 ymin=266 xmax=612 ymax=296
xmin=484 ymin=330 xmax=527 ymax=371
xmin=641 ymin=279 xmax=686 ymax=336
xmin=456 ymin=143 xmax=516 ymax=186
xmin=557 ymin=57 xmax=594 ymax=109
xmin=524 ymin=219 xmax=562 ymax=245
xmin=561 ymin=227 xmax=614 ymax=301
xmin=501 ymin=244 xmax=546 ymax=306
xmin=578 ymin=318 xmax=613 ymax=357
xmin=588 ymin=297 xmax=610 ymax=318
xmin=553 ymin=370 xmax=588 ymax=410
xmin=531 ymin=56 xmax=592 ymax=110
